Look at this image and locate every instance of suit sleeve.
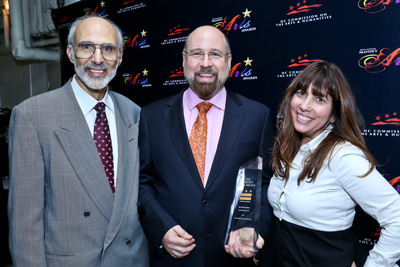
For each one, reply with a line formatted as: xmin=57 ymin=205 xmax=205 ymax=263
xmin=8 ymin=106 xmax=46 ymax=267
xmin=258 ymin=107 xmax=274 ymax=238
xmin=138 ymin=109 xmax=178 ymax=250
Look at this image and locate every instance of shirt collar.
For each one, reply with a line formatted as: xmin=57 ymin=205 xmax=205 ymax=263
xmin=185 ymin=87 xmax=227 ymax=111
xmin=300 ymin=124 xmax=333 ymax=153
xmin=71 ymin=75 xmax=115 ymax=116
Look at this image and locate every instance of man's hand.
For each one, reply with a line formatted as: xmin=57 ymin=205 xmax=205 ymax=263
xmin=162 ymin=225 xmax=196 ymax=258
xmin=224 ymin=227 xmax=264 ymax=258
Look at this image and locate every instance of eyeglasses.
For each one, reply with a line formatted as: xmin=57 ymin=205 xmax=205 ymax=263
xmin=184 ymin=51 xmax=230 ymax=61
xmin=71 ymin=42 xmax=120 ymax=61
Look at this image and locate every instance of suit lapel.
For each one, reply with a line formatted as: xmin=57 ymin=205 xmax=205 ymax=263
xmin=206 ymin=91 xmax=244 ymax=190
xmin=54 ymin=83 xmax=114 ymax=221
xmin=164 ymin=92 xmax=204 ymax=190
xmin=103 ymin=92 xmax=138 ymax=246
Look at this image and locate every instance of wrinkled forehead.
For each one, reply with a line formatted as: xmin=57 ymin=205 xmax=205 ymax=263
xmin=75 ymin=18 xmax=117 ymax=45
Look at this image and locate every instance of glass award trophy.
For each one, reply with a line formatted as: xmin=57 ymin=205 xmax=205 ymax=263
xmin=225 ymin=156 xmax=263 ymax=253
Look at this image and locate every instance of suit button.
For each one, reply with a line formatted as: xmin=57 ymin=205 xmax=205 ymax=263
xmin=202 ymin=200 xmax=208 ymax=206
xmin=126 ymin=240 xmax=131 ymax=245
xmin=200 ymin=234 xmax=205 ymax=239
xmin=84 ymin=212 xmax=90 ymax=217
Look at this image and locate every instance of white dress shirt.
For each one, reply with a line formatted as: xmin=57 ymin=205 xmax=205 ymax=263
xmin=71 ymin=76 xmax=119 ymax=186
xmin=268 ymin=125 xmax=400 ymax=267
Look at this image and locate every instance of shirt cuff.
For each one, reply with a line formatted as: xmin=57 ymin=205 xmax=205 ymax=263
xmin=364 ymin=256 xmax=399 ymax=267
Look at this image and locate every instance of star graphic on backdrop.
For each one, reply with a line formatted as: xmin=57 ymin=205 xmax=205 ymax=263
xmin=244 ymin=57 xmax=253 ymax=66
xmin=242 ymin=8 xmax=252 ymax=18
xmin=142 ymin=69 xmax=148 ymax=76
xmin=394 ymin=112 xmax=398 ymax=116
xmin=100 ymin=1 xmax=105 ymax=7
xmin=385 ymin=114 xmax=390 ymax=118
xmin=141 ymin=30 xmax=147 ymax=37
xmin=375 ymin=115 xmax=381 ymax=121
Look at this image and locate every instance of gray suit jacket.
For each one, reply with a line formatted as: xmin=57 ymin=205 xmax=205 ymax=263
xmin=8 ymin=81 xmax=149 ymax=267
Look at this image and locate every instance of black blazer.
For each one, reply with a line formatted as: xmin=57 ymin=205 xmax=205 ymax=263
xmin=138 ymin=89 xmax=274 ymax=267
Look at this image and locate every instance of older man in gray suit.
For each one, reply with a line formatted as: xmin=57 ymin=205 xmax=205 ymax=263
xmin=7 ymin=16 xmax=149 ymax=267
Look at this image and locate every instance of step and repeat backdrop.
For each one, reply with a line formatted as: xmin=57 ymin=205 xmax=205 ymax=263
xmin=52 ymin=0 xmax=400 ymax=264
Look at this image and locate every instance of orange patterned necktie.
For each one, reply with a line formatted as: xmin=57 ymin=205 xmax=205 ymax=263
xmin=189 ymin=102 xmax=213 ymax=184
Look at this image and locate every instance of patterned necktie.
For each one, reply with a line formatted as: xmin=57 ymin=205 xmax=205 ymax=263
xmin=189 ymin=102 xmax=213 ymax=184
xmin=93 ymin=102 xmax=115 ymax=195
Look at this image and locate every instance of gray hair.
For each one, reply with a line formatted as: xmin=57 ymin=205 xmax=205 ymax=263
xmin=67 ymin=15 xmax=123 ymax=50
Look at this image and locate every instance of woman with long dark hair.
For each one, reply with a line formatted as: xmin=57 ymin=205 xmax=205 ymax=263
xmin=268 ymin=61 xmax=400 ymax=266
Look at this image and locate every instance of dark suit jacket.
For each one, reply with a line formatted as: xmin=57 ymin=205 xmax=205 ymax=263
xmin=139 ymin=89 xmax=274 ymax=267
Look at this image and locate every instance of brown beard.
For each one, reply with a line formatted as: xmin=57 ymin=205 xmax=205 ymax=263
xmin=186 ymin=68 xmax=227 ymax=99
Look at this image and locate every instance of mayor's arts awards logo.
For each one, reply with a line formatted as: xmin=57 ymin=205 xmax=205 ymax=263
xmin=358 ymin=47 xmax=400 ymax=73
xmin=229 ymin=57 xmax=258 ymax=81
xmin=122 ymin=68 xmax=152 ymax=88
xmin=212 ymin=8 xmax=256 ymax=34
xmin=358 ymin=0 xmax=400 ymax=13
xmin=84 ymin=1 xmax=106 ymax=16
xmin=123 ymin=29 xmax=150 ymax=49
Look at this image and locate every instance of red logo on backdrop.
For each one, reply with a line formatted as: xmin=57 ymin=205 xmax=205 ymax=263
xmin=168 ymin=25 xmax=190 ymax=37
xmin=58 ymin=16 xmax=72 ymax=23
xmin=358 ymin=0 xmax=400 ymax=13
xmin=277 ymin=54 xmax=322 ymax=78
xmin=372 ymin=112 xmax=400 ymax=126
xmin=287 ymin=0 xmax=322 ymax=15
xmin=123 ymin=0 xmax=135 ymax=5
xmin=169 ymin=67 xmax=184 ymax=78
xmin=372 ymin=228 xmax=381 ymax=237
xmin=161 ymin=25 xmax=190 ymax=46
xmin=358 ymin=48 xmax=400 ymax=73
xmin=289 ymin=54 xmax=322 ymax=67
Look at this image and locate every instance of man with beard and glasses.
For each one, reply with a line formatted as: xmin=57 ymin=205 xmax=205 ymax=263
xmin=138 ymin=25 xmax=274 ymax=266
xmin=8 ymin=16 xmax=149 ymax=267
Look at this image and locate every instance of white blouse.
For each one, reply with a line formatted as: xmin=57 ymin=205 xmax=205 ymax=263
xmin=268 ymin=126 xmax=400 ymax=267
